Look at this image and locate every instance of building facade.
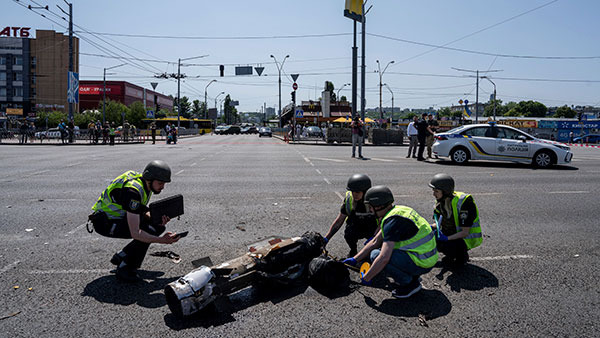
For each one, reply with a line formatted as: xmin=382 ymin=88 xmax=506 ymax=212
xmin=79 ymin=81 xmax=173 ymax=112
xmin=0 ymin=29 xmax=79 ymax=117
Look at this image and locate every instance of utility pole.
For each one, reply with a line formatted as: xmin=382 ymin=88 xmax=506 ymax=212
xmin=270 ymin=55 xmax=289 ymax=128
xmin=384 ymin=83 xmax=394 ymax=123
xmin=482 ymin=76 xmax=497 ymax=121
xmin=376 ymin=60 xmax=394 ymax=120
xmin=57 ymin=1 xmax=74 ymax=120
xmin=361 ymin=2 xmax=372 ymax=122
xmin=204 ymin=80 xmax=217 ymax=119
xmin=452 ymin=67 xmax=502 ymax=123
xmin=103 ymin=63 xmax=126 ymax=125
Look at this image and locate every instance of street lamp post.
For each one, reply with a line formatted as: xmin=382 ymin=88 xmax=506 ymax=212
xmin=103 ymin=63 xmax=126 ymax=125
xmin=376 ymin=60 xmax=394 ymax=120
xmin=270 ymin=54 xmax=289 ymax=128
xmin=482 ymin=76 xmax=497 ymax=121
xmin=384 ymin=83 xmax=394 ymax=123
xmin=214 ymin=91 xmax=225 ymax=109
xmin=176 ymin=55 xmax=209 ymax=128
xmin=204 ymin=80 xmax=217 ymax=119
xmin=336 ymin=83 xmax=351 ymax=105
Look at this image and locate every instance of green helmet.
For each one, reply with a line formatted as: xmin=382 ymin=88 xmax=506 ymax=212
xmin=429 ymin=173 xmax=454 ymax=195
xmin=346 ymin=174 xmax=372 ymax=192
xmin=142 ymin=160 xmax=171 ymax=182
xmin=364 ymin=185 xmax=394 ymax=208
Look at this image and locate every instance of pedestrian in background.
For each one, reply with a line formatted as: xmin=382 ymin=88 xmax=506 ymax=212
xmin=19 ymin=121 xmax=28 ymax=144
xmin=406 ymin=115 xmax=419 ymax=158
xmin=426 ymin=114 xmax=439 ymax=159
xmin=29 ymin=122 xmax=35 ymax=143
xmin=416 ymin=113 xmax=431 ymax=161
xmin=123 ymin=120 xmax=130 ymax=142
xmin=59 ymin=119 xmax=67 ymax=144
xmin=150 ymin=122 xmax=157 ymax=144
xmin=88 ymin=121 xmax=96 ymax=144
xmin=67 ymin=118 xmax=75 ymax=143
xmin=351 ymin=115 xmax=364 ymax=159
xmin=102 ymin=123 xmax=109 ymax=144
xmin=109 ymin=122 xmax=116 ymax=146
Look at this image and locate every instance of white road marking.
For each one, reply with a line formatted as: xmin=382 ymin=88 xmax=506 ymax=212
xmin=467 ymin=171 xmax=497 ymax=174
xmin=335 ymin=191 xmax=344 ymax=200
xmin=476 ymin=192 xmax=503 ymax=196
xmin=28 ymin=198 xmax=79 ymax=202
xmin=548 ymin=191 xmax=589 ymax=194
xmin=323 ymin=177 xmax=332 ymax=185
xmin=309 ymin=157 xmax=347 ymax=163
xmin=281 ymin=196 xmax=312 ymax=200
xmin=65 ymin=162 xmax=82 ymax=167
xmin=24 ymin=170 xmax=50 ymax=177
xmin=29 ymin=269 xmax=109 ymax=275
xmin=370 ymin=158 xmax=396 ymax=162
xmin=67 ymin=222 xmax=89 ymax=235
xmin=315 ymin=169 xmax=322 ymax=175
xmin=310 ymin=162 xmax=315 ymax=166
xmin=471 ymin=255 xmax=534 ymax=261
xmin=303 ymin=157 xmax=310 ymax=163
xmin=0 ymin=261 xmax=20 ymax=275
xmin=175 ymin=169 xmax=185 ymax=176
xmin=190 ymin=162 xmax=197 ymax=167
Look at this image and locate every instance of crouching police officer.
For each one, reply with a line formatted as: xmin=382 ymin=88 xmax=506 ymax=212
xmin=89 ymin=160 xmax=180 ymax=282
xmin=344 ymin=186 xmax=438 ymax=298
xmin=429 ymin=173 xmax=482 ymax=268
xmin=324 ymin=174 xmax=378 ymax=257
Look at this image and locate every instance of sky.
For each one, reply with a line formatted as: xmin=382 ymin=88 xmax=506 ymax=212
xmin=4 ymin=0 xmax=600 ymax=113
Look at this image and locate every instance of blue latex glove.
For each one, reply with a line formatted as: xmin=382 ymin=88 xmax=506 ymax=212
xmin=342 ymin=257 xmax=357 ymax=267
xmin=437 ymin=232 xmax=449 ymax=242
xmin=322 ymin=237 xmax=329 ymax=245
xmin=360 ymin=272 xmax=372 ymax=286
xmin=363 ymin=236 xmax=374 ymax=245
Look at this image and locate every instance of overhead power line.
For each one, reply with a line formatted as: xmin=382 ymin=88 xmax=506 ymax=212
xmin=73 ymin=31 xmax=351 ymax=40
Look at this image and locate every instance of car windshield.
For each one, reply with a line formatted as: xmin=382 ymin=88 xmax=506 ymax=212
xmin=261 ymin=127 xmax=271 ymax=131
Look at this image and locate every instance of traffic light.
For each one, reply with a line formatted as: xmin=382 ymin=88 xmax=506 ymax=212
xmin=219 ymin=65 xmax=224 ymax=77
xmin=291 ymin=91 xmax=296 ymax=103
xmin=577 ymin=112 xmax=582 ymax=121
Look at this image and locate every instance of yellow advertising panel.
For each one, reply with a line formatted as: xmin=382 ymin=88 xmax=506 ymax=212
xmin=6 ymin=108 xmax=23 ymax=116
xmin=497 ymin=119 xmax=537 ymax=128
xmin=344 ymin=0 xmax=363 ymax=21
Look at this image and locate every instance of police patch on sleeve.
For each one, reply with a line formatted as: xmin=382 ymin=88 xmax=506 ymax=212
xmin=129 ymin=200 xmax=140 ymax=211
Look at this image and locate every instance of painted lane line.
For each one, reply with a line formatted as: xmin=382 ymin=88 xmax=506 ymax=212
xmin=190 ymin=162 xmax=197 ymax=167
xmin=175 ymin=170 xmax=185 ymax=176
xmin=309 ymin=157 xmax=347 ymax=163
xmin=66 ymin=162 xmax=82 ymax=168
xmin=471 ymin=255 xmax=534 ymax=261
xmin=29 ymin=269 xmax=110 ymax=275
xmin=28 ymin=198 xmax=79 ymax=202
xmin=476 ymin=192 xmax=503 ymax=196
xmin=303 ymin=157 xmax=310 ymax=163
xmin=67 ymin=222 xmax=88 ymax=235
xmin=548 ymin=191 xmax=589 ymax=194
xmin=281 ymin=196 xmax=312 ymax=200
xmin=0 ymin=261 xmax=20 ymax=275
xmin=315 ymin=169 xmax=322 ymax=175
xmin=370 ymin=158 xmax=396 ymax=162
xmin=24 ymin=170 xmax=50 ymax=177
xmin=310 ymin=162 xmax=315 ymax=167
xmin=323 ymin=177 xmax=332 ymax=185
xmin=335 ymin=191 xmax=344 ymax=200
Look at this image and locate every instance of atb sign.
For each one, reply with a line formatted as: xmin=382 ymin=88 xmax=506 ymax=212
xmin=295 ymin=109 xmax=304 ymax=118
xmin=67 ymin=71 xmax=79 ymax=103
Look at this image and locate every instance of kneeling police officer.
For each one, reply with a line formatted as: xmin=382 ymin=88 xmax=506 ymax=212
xmin=90 ymin=160 xmax=180 ymax=282
xmin=324 ymin=174 xmax=378 ymax=257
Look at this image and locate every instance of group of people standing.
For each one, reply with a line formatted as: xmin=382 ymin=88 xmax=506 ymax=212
xmin=87 ymin=120 xmax=119 ymax=146
xmin=406 ymin=113 xmax=438 ymax=161
xmin=325 ymin=173 xmax=482 ymax=299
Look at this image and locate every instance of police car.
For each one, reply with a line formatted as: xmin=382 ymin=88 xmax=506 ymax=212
xmin=432 ymin=122 xmax=573 ymax=168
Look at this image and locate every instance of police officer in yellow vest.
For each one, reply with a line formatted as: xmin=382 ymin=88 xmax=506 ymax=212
xmin=429 ymin=173 xmax=482 ymax=268
xmin=90 ymin=160 xmax=180 ymax=282
xmin=343 ymin=186 xmax=438 ymax=298
xmin=324 ymin=174 xmax=378 ymax=258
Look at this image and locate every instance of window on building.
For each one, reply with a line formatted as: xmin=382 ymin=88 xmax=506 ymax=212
xmin=31 ymin=56 xmax=36 ymax=67
xmin=0 ymin=88 xmax=6 ymax=96
xmin=14 ymin=56 xmax=23 ymax=66
xmin=0 ymin=72 xmax=6 ymax=81
xmin=14 ymin=72 xmax=23 ymax=81
xmin=0 ymin=57 xmax=6 ymax=65
xmin=31 ymin=74 xmax=36 ymax=84
xmin=13 ymin=87 xmax=23 ymax=97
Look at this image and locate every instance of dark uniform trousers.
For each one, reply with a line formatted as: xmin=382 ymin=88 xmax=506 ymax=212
xmin=344 ymin=220 xmax=378 ymax=253
xmin=92 ymin=213 xmax=165 ymax=269
xmin=436 ymin=238 xmax=468 ymax=263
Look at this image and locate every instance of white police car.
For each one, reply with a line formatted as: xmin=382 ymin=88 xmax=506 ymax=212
xmin=432 ymin=122 xmax=573 ymax=168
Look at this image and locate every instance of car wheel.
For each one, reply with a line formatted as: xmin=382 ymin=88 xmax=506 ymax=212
xmin=450 ymin=147 xmax=470 ymax=164
xmin=533 ymin=150 xmax=554 ymax=168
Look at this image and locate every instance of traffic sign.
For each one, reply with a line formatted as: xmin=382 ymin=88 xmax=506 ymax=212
xmin=295 ymin=109 xmax=304 ymax=118
xmin=146 ymin=110 xmax=154 ymax=118
xmin=291 ymin=74 xmax=299 ymax=82
xmin=292 ymin=82 xmax=298 ymax=90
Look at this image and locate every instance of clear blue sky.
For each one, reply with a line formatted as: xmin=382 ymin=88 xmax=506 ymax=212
xmin=5 ymin=0 xmax=600 ymax=113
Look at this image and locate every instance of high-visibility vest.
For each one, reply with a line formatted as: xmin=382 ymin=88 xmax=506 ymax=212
xmin=380 ymin=206 xmax=438 ymax=269
xmin=91 ymin=171 xmax=150 ymax=219
xmin=450 ymin=191 xmax=482 ymax=250
xmin=344 ymin=191 xmax=354 ymax=215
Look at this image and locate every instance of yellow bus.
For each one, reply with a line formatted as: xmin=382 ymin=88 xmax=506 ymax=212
xmin=142 ymin=117 xmax=213 ymax=134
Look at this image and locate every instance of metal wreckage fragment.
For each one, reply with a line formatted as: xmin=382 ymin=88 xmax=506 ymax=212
xmin=165 ymin=232 xmax=349 ymax=317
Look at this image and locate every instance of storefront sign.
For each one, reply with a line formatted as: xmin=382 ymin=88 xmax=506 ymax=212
xmin=79 ymin=85 xmax=122 ymax=95
xmin=6 ymin=108 xmax=23 ymax=115
xmin=497 ymin=119 xmax=537 ymax=128
xmin=0 ymin=27 xmax=31 ymax=38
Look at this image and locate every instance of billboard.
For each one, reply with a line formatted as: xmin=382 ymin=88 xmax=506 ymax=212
xmin=344 ymin=0 xmax=363 ymax=21
xmin=235 ymin=66 xmax=253 ymax=76
xmin=67 ymin=72 xmax=79 ymax=103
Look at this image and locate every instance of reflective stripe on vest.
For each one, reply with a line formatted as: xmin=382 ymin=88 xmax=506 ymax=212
xmin=452 ymin=191 xmax=482 ymax=250
xmin=91 ymin=171 xmax=150 ymax=219
xmin=380 ymin=206 xmax=438 ymax=269
xmin=345 ymin=191 xmax=353 ymax=215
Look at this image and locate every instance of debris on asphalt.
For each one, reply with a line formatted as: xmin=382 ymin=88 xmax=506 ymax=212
xmin=0 ymin=311 xmax=21 ymax=320
xmin=236 ymin=225 xmax=246 ymax=231
xmin=273 ymin=203 xmax=278 ymax=206
xmin=13 ymin=286 xmax=19 ymax=290
xmin=25 ymin=229 xmax=34 ymax=232
xmin=6 ymin=205 xmax=11 ymax=208
xmin=38 ymin=199 xmax=44 ymax=202
xmin=284 ymin=217 xmax=289 ymax=220
xmin=574 ymin=254 xmax=580 ymax=258
xmin=418 ymin=313 xmax=428 ymax=327
xmin=28 ymin=288 xmax=33 ymax=291
xmin=150 ymin=251 xmax=181 ymax=263
xmin=238 ymin=221 xmax=246 ymax=225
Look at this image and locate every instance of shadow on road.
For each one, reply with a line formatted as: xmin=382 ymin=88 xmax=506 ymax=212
xmin=81 ymin=270 xmax=176 ymax=309
xmin=432 ymin=159 xmax=578 ymax=171
xmin=434 ymin=263 xmax=499 ymax=293
xmin=363 ymin=289 xmax=451 ymax=320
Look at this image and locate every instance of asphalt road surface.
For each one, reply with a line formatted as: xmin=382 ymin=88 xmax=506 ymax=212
xmin=1 ymin=135 xmax=598 ymax=337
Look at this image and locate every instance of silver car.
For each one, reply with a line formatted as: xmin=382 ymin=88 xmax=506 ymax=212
xmin=432 ymin=122 xmax=573 ymax=168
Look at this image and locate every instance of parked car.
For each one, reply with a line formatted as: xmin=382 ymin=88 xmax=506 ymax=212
xmin=258 ymin=127 xmax=272 ymax=137
xmin=572 ymin=134 xmax=600 ymax=144
xmin=223 ymin=125 xmax=241 ymax=135
xmin=35 ymin=128 xmax=61 ymax=139
xmin=214 ymin=126 xmax=228 ymax=135
xmin=433 ymin=121 xmax=573 ymax=168
xmin=306 ymin=126 xmax=322 ymax=138
xmin=241 ymin=126 xmax=258 ymax=134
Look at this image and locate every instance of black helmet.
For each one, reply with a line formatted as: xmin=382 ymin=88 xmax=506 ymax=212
xmin=346 ymin=174 xmax=372 ymax=192
xmin=142 ymin=160 xmax=171 ymax=182
xmin=429 ymin=173 xmax=454 ymax=195
xmin=364 ymin=185 xmax=394 ymax=208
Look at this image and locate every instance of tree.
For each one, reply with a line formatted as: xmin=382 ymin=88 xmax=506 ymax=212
xmin=223 ymin=95 xmax=238 ymax=124
xmin=191 ymin=100 xmax=202 ymax=117
xmin=483 ymin=99 xmax=503 ymax=117
xmin=99 ymin=99 xmax=130 ymax=125
xmin=519 ymin=100 xmax=547 ymax=117
xmin=127 ymin=101 xmax=146 ymax=127
xmin=324 ymin=81 xmax=335 ymax=102
xmin=437 ymin=107 xmax=452 ymax=118
xmin=554 ymin=105 xmax=576 ymax=118
xmin=173 ymin=96 xmax=191 ymax=118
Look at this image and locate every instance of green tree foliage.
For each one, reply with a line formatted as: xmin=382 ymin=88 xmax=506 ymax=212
xmin=191 ymin=100 xmax=202 ymax=117
xmin=100 ymin=99 xmax=130 ymax=125
xmin=484 ymin=99 xmax=504 ymax=117
xmin=173 ymin=96 xmax=191 ymax=118
xmin=554 ymin=105 xmax=576 ymax=118
xmin=223 ymin=95 xmax=238 ymax=124
xmin=36 ymin=111 xmax=67 ymax=128
xmin=127 ymin=101 xmax=146 ymax=127
xmin=437 ymin=107 xmax=452 ymax=118
xmin=502 ymin=101 xmax=547 ymax=117
xmin=325 ymin=81 xmax=335 ymax=102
